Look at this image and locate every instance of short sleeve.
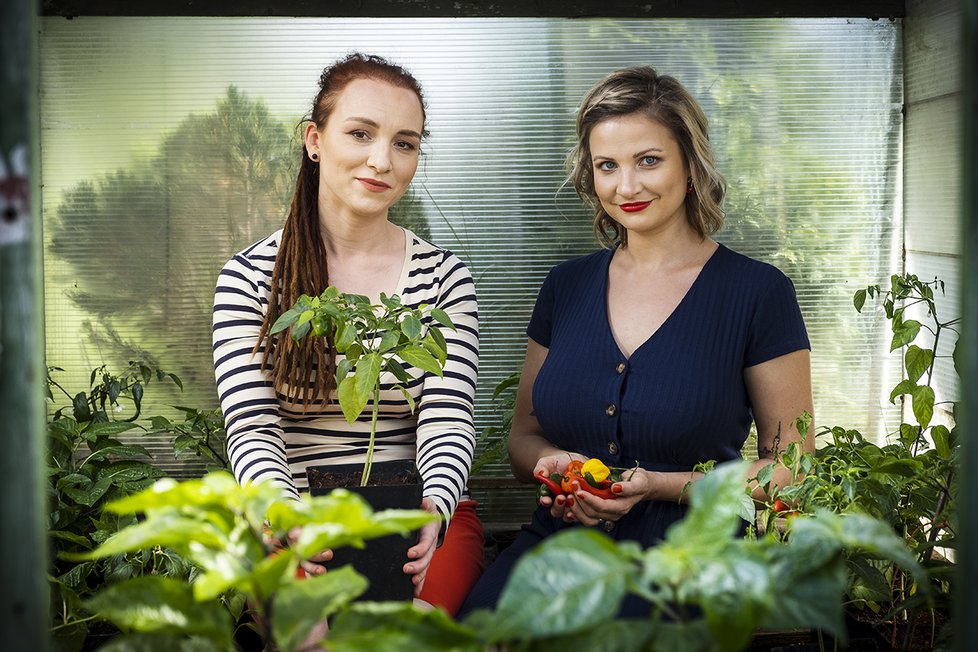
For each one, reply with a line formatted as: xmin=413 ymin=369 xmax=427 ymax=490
xmin=744 ymin=271 xmax=811 ymax=367
xmin=526 ymin=270 xmax=557 ymax=347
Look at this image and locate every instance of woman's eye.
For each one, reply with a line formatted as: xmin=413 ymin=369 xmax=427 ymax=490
xmin=596 ymin=160 xmax=616 ymax=172
xmin=350 ymin=130 xmax=370 ymax=140
xmin=640 ymin=155 xmax=659 ymax=166
xmin=394 ymin=140 xmax=418 ymax=152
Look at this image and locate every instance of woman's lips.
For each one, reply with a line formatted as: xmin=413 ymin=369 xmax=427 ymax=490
xmin=619 ymin=200 xmax=652 ymax=213
xmin=357 ymin=178 xmax=391 ymax=192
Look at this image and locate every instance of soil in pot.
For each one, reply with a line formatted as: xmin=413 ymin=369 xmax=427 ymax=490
xmin=307 ymin=460 xmax=423 ymax=602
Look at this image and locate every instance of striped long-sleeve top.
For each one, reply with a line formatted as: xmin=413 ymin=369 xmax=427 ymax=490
xmin=212 ymin=227 xmax=479 ymax=527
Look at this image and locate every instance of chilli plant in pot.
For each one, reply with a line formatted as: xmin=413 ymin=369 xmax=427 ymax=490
xmin=270 ymin=286 xmax=456 ymax=601
xmin=759 ymin=273 xmax=959 ymax=651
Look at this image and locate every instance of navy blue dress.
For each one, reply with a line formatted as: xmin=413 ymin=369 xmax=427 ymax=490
xmin=459 ymin=243 xmax=810 ymax=617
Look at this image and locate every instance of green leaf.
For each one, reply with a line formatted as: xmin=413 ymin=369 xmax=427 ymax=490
xmin=483 ymin=529 xmax=630 ymax=641
xmin=272 ymin=567 xmax=369 ymax=651
xmin=888 ymin=379 xmax=917 ymax=404
xmin=271 ymin=305 xmax=304 ymax=334
xmin=337 ymin=375 xmax=368 ymax=425
xmin=670 ymin=461 xmax=751 ymax=545
xmin=271 ymin=489 xmax=437 ymax=558
xmin=377 ymin=329 xmax=401 ymax=354
xmin=911 ymin=384 xmax=935 ymax=429
xmin=429 ymin=307 xmax=455 ymax=330
xmin=335 ymin=357 xmax=353 ymax=383
xmin=398 ymin=345 xmax=444 ymax=377
xmin=401 ymin=314 xmax=423 ymax=341
xmin=97 ymin=634 xmax=226 ymax=652
xmin=853 ymin=288 xmax=867 ymax=312
xmin=354 ymin=352 xmax=383 ymax=409
xmin=330 ymin=602 xmax=481 ymax=652
xmin=386 ymin=358 xmax=412 ymax=383
xmin=84 ymin=575 xmax=231 ymax=641
xmin=82 ymin=420 xmax=141 ymax=438
xmin=167 ymin=372 xmax=184 ymax=391
xmin=399 ymin=387 xmax=416 ymax=415
xmin=335 ymin=321 xmax=356 ymax=353
xmin=422 ymin=333 xmax=447 ymax=366
xmin=291 ymin=320 xmax=311 ymax=340
xmin=905 ymin=345 xmax=933 ymax=383
xmin=693 ymin=553 xmax=774 ymax=651
xmin=72 ymin=512 xmax=227 ymax=560
xmin=72 ymin=392 xmax=92 ymax=422
xmin=890 ymin=319 xmax=921 ymax=351
xmin=108 ymin=380 xmax=121 ymax=403
xmin=932 ymin=424 xmax=952 ymax=458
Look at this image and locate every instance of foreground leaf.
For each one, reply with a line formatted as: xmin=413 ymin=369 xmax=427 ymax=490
xmin=84 ymin=576 xmax=230 ymax=643
xmin=329 ymin=601 xmax=480 ymax=652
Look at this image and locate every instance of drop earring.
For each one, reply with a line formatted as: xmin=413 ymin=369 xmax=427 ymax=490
xmin=686 ymin=176 xmax=695 ymax=195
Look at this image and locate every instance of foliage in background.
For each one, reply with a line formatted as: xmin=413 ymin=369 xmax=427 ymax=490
xmin=759 ymin=273 xmax=958 ymax=650
xmin=471 ymin=373 xmax=520 ymax=476
xmin=47 ymin=362 xmax=228 ymax=652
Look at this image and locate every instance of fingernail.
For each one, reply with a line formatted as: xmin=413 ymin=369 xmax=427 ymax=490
xmin=612 ymin=484 xmax=622 ymax=494
xmin=555 ymin=495 xmax=565 ymax=506
xmin=566 ymin=496 xmax=575 ymax=507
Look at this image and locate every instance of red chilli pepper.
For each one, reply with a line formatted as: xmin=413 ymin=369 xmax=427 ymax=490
xmin=579 ymin=483 xmax=616 ymax=500
xmin=535 ymin=472 xmax=565 ymax=497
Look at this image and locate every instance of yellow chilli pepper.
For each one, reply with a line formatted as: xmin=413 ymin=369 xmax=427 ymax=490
xmin=581 ymin=458 xmax=611 ymax=484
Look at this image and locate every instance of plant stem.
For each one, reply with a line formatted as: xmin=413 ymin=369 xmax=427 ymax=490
xmin=359 ymin=388 xmax=381 ymax=487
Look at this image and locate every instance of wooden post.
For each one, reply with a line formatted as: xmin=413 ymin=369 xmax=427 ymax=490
xmin=957 ymin=0 xmax=978 ymax=650
xmin=0 ymin=0 xmax=49 ymax=649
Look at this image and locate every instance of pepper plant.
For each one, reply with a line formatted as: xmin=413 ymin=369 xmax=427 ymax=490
xmin=75 ymin=471 xmax=437 ymax=652
xmin=271 ymin=286 xmax=456 ymax=486
xmin=759 ymin=273 xmax=959 ymax=649
xmin=46 ymin=362 xmax=191 ymax=650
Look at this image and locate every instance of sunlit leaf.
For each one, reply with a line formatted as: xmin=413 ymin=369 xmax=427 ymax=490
xmin=338 ymin=375 xmax=367 ymax=426
xmin=910 ymin=385 xmax=935 ymax=430
xmin=272 ymin=567 xmax=369 ymax=651
xmin=904 ymin=345 xmax=933 ymax=383
xmin=84 ymin=576 xmax=230 ymax=641
xmin=330 ymin=601 xmax=481 ymax=652
xmin=481 ymin=529 xmax=630 ymax=641
xmin=401 ymin=314 xmax=423 ymax=341
xmin=398 ymin=345 xmax=443 ymax=377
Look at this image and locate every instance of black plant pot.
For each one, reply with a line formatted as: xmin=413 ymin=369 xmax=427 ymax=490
xmin=307 ymin=460 xmax=423 ymax=602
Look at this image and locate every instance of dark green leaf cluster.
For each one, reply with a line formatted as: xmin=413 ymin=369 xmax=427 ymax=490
xmin=47 ymin=362 xmax=193 ymax=650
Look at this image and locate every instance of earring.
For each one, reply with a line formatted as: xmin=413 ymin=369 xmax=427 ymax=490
xmin=686 ymin=176 xmax=695 ymax=195
xmin=310 ymin=152 xmax=319 ymax=162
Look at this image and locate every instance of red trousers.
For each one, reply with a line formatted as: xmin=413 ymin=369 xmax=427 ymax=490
xmin=417 ymin=500 xmax=485 ymax=616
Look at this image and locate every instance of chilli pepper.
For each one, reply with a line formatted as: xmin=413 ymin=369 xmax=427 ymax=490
xmin=572 ymin=478 xmax=617 ymax=500
xmin=534 ymin=472 xmax=565 ymax=497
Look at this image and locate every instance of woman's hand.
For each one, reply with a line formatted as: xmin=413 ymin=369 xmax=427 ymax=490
xmin=533 ymin=452 xmax=588 ymax=518
xmin=263 ymin=526 xmax=333 ymax=576
xmin=564 ymin=468 xmax=656 ymax=527
xmin=287 ymin=527 xmax=333 ymax=576
xmin=405 ymin=497 xmax=441 ymax=594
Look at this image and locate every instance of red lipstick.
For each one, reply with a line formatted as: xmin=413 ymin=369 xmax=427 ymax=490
xmin=357 ymin=177 xmax=391 ymax=192
xmin=619 ymin=200 xmax=652 ymax=213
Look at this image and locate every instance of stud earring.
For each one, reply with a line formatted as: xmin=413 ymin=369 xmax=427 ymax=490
xmin=310 ymin=152 xmax=319 ymax=162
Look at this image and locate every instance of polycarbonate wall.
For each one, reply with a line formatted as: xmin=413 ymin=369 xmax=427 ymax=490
xmin=41 ymin=17 xmax=903 ymax=480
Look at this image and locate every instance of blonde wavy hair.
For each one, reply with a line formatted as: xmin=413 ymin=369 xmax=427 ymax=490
xmin=568 ymin=66 xmax=726 ymax=247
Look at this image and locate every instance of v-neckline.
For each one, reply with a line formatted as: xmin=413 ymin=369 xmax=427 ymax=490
xmin=602 ymin=243 xmax=722 ymax=361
